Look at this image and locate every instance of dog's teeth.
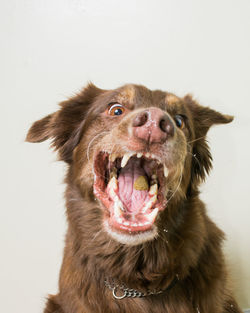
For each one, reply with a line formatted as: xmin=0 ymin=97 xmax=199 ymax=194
xmin=141 ymin=195 xmax=157 ymax=213
xmin=110 ymin=168 xmax=117 ymax=179
xmin=150 ymin=174 xmax=158 ymax=185
xmin=117 ymin=217 xmax=123 ymax=224
xmin=145 ymin=152 xmax=150 ymax=158
xmin=151 ymin=154 xmax=158 ymax=160
xmin=110 ymin=153 xmax=117 ymax=162
xmin=149 ymin=184 xmax=158 ymax=196
xmin=146 ymin=207 xmax=159 ymax=222
xmin=110 ymin=176 xmax=118 ymax=187
xmin=141 ymin=201 xmax=151 ymax=213
xmin=150 ymin=180 xmax=155 ymax=186
xmin=137 ymin=153 xmax=143 ymax=158
xmin=150 ymin=195 xmax=157 ymax=204
xmin=163 ymin=165 xmax=169 ymax=178
xmin=107 ymin=177 xmax=118 ymax=199
xmin=121 ymin=153 xmax=133 ymax=168
xmin=123 ymin=221 xmax=129 ymax=226
xmin=114 ymin=198 xmax=124 ymax=217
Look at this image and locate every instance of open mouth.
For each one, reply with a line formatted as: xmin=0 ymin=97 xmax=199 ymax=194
xmin=93 ymin=152 xmax=168 ymax=234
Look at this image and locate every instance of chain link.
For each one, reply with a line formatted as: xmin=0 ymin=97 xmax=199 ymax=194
xmin=104 ymin=278 xmax=164 ymax=299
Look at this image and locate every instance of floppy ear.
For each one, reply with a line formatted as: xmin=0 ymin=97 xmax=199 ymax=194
xmin=184 ymin=95 xmax=233 ymax=185
xmin=26 ymin=83 xmax=104 ymax=163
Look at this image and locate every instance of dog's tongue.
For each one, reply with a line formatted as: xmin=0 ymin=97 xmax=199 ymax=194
xmin=118 ymin=158 xmax=149 ymax=213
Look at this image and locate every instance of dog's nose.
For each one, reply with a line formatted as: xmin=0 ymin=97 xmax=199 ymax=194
xmin=132 ymin=108 xmax=175 ymax=144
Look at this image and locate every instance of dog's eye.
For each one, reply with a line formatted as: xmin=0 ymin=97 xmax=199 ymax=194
xmin=174 ymin=115 xmax=185 ymax=129
xmin=108 ymin=104 xmax=125 ymax=116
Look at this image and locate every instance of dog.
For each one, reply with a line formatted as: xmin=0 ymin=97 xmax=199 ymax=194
xmin=26 ymin=83 xmax=242 ymax=313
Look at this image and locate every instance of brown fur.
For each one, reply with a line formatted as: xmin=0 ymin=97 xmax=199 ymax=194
xmin=26 ymin=83 xmax=242 ymax=313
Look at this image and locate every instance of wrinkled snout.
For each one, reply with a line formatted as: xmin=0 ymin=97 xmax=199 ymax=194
xmin=132 ymin=108 xmax=175 ymax=144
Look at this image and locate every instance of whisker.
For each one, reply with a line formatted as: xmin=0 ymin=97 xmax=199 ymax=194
xmin=84 ymin=229 xmax=103 ymax=249
xmin=189 ymin=154 xmax=201 ymax=172
xmin=68 ymin=198 xmax=78 ymax=202
xmin=107 ymin=239 xmax=112 ymax=249
xmin=127 ymin=245 xmax=144 ymax=263
xmin=87 ymin=131 xmax=109 ymax=161
xmin=157 ymin=232 xmax=169 ymax=245
xmin=167 ymin=169 xmax=183 ymax=203
xmin=187 ymin=136 xmax=206 ymax=144
xmin=108 ymin=142 xmax=117 ymax=183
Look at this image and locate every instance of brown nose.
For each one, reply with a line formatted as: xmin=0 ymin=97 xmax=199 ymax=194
xmin=132 ymin=108 xmax=175 ymax=144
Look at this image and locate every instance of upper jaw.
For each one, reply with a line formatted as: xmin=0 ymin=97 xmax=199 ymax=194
xmin=93 ymin=150 xmax=169 ymax=237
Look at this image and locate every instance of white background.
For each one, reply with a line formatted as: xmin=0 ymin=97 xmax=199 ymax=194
xmin=0 ymin=0 xmax=249 ymax=312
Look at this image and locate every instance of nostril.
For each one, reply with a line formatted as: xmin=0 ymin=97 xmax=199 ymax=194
xmin=132 ymin=109 xmax=175 ymax=144
xmin=159 ymin=117 xmax=175 ymax=137
xmin=132 ymin=111 xmax=148 ymax=127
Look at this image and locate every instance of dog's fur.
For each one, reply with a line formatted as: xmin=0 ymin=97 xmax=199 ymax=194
xmin=26 ymin=83 xmax=242 ymax=313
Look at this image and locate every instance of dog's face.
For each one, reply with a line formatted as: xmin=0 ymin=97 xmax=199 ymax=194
xmin=26 ymin=83 xmax=232 ymax=246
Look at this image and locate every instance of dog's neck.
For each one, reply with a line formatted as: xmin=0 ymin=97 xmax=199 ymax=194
xmin=64 ymin=181 xmax=206 ymax=292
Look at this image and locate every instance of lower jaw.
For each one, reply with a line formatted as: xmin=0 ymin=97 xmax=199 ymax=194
xmin=108 ymin=216 xmax=153 ymax=233
xmin=102 ymin=201 xmax=161 ymax=233
xmin=104 ymin=220 xmax=158 ymax=245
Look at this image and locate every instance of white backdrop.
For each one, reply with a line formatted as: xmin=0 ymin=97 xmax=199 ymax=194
xmin=0 ymin=0 xmax=249 ymax=312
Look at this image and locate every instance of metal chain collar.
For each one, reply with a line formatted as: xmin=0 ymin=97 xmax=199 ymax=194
xmin=104 ymin=278 xmax=176 ymax=300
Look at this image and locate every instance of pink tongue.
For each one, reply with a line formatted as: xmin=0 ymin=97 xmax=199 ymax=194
xmin=118 ymin=159 xmax=149 ymax=213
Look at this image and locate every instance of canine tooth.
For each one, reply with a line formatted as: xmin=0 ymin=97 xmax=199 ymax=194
xmin=149 ymin=184 xmax=158 ymax=196
xmin=142 ymin=201 xmax=152 ymax=213
xmin=145 ymin=152 xmax=150 ymax=158
xmin=150 ymin=195 xmax=157 ymax=204
xmin=141 ymin=195 xmax=157 ymax=213
xmin=114 ymin=200 xmax=123 ymax=217
xmin=137 ymin=153 xmax=143 ymax=158
xmin=107 ymin=177 xmax=118 ymax=199
xmin=114 ymin=195 xmax=124 ymax=208
xmin=109 ymin=176 xmax=117 ymax=188
xmin=121 ymin=153 xmax=133 ymax=168
xmin=110 ymin=153 xmax=117 ymax=162
xmin=163 ymin=165 xmax=169 ymax=178
xmin=117 ymin=217 xmax=123 ymax=224
xmin=146 ymin=207 xmax=159 ymax=222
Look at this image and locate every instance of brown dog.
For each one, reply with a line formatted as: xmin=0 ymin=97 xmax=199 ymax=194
xmin=26 ymin=83 xmax=242 ymax=313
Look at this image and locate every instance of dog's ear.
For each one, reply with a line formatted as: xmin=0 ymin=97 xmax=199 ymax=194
xmin=26 ymin=83 xmax=104 ymax=163
xmin=184 ymin=95 xmax=233 ymax=136
xmin=184 ymin=95 xmax=233 ymax=185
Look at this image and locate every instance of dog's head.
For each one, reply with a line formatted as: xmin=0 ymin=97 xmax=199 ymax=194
xmin=26 ymin=83 xmax=233 ymax=245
